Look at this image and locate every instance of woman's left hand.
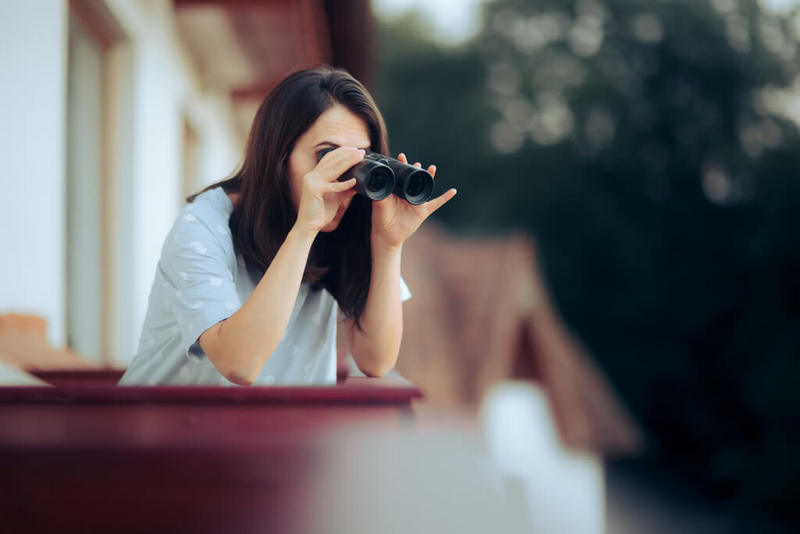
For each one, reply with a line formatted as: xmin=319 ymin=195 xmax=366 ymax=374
xmin=371 ymin=153 xmax=457 ymax=250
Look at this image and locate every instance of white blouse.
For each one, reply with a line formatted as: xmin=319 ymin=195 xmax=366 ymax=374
xmin=119 ymin=187 xmax=411 ymax=386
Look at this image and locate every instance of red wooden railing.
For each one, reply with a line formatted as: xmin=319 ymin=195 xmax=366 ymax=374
xmin=0 ymin=377 xmax=421 ymax=533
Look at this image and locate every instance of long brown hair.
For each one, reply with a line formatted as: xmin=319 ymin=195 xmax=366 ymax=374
xmin=187 ymin=66 xmax=389 ymax=328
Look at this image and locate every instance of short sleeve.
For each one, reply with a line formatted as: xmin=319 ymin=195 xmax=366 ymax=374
xmin=400 ymin=275 xmax=412 ymax=302
xmin=160 ymin=211 xmax=241 ymax=359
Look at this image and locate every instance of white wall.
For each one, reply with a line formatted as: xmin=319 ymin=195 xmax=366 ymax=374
xmin=481 ymin=382 xmax=606 ymax=534
xmin=0 ymin=0 xmax=240 ymax=364
xmin=0 ymin=0 xmax=68 ymax=348
xmin=105 ymin=0 xmax=241 ymax=365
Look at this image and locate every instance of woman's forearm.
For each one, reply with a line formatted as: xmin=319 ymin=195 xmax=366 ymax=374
xmin=350 ymin=241 xmax=404 ymax=376
xmin=209 ymin=225 xmax=316 ymax=384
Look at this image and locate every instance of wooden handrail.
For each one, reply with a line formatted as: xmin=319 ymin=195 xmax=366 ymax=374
xmin=0 ymin=377 xmax=422 ymax=406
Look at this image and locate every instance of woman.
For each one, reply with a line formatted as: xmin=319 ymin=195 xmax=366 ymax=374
xmin=119 ymin=67 xmax=457 ymax=386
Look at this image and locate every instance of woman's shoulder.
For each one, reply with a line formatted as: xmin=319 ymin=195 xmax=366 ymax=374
xmin=161 ymin=188 xmax=235 ymax=261
xmin=183 ymin=187 xmax=234 ymax=227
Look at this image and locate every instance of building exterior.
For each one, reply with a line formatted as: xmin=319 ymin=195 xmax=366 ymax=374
xmin=0 ymin=0 xmax=369 ymax=367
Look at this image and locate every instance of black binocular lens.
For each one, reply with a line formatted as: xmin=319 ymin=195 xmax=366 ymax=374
xmin=406 ymin=174 xmax=427 ymax=197
xmin=316 ymin=148 xmax=435 ymax=204
xmin=394 ymin=167 xmax=435 ymax=205
xmin=366 ymin=167 xmax=393 ymax=195
xmin=355 ymin=159 xmax=395 ymax=200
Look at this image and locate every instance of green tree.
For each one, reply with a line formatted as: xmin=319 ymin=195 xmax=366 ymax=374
xmin=377 ymin=0 xmax=800 ymax=530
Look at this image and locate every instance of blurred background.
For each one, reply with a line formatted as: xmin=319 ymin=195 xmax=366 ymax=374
xmin=1 ymin=0 xmax=799 ymax=532
xmin=375 ymin=0 xmax=800 ymax=532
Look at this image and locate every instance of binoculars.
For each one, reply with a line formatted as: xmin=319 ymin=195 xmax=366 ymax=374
xmin=316 ymin=148 xmax=434 ymax=205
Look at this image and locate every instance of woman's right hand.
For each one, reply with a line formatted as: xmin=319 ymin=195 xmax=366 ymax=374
xmin=294 ymin=147 xmax=364 ymax=235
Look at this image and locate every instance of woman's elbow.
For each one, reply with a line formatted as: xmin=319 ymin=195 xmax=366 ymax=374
xmin=351 ymin=342 xmax=400 ymax=378
xmin=225 ymin=368 xmax=258 ymax=386
xmin=362 ymin=367 xmax=390 ymax=378
xmin=211 ymin=350 xmax=262 ymax=386
xmin=356 ymin=354 xmax=396 ymax=378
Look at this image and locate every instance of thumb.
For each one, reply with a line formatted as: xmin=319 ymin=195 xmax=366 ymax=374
xmin=423 ymin=188 xmax=457 ymax=217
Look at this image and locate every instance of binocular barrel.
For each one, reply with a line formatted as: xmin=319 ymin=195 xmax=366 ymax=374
xmin=316 ymin=148 xmax=434 ymax=204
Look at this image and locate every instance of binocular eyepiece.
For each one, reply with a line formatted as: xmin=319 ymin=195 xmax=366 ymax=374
xmin=316 ymin=148 xmax=434 ymax=205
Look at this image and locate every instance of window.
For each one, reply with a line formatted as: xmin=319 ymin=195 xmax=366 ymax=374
xmin=65 ymin=1 xmax=125 ymax=365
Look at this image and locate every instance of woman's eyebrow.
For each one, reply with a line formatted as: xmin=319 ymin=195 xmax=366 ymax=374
xmin=313 ymin=141 xmax=338 ymax=149
xmin=313 ymin=141 xmax=370 ymax=150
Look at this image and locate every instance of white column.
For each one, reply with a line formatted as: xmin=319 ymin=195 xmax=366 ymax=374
xmin=0 ymin=0 xmax=69 ymax=347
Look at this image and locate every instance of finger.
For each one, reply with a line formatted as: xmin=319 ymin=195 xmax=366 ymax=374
xmin=413 ymin=162 xmax=421 ymax=167
xmin=326 ymin=147 xmax=365 ymax=167
xmin=327 ymin=178 xmax=357 ymax=192
xmin=397 ymin=153 xmax=408 ymax=164
xmin=428 ymin=164 xmax=436 ymax=178
xmin=327 ymin=188 xmax=357 ymax=204
xmin=424 ymin=188 xmax=457 ymax=215
xmin=316 ymin=147 xmax=351 ymax=167
xmin=318 ymin=148 xmax=365 ymax=182
xmin=319 ymin=147 xmax=363 ymax=168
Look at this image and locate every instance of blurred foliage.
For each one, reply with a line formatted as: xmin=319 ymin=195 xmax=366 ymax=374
xmin=376 ymin=0 xmax=800 ymax=530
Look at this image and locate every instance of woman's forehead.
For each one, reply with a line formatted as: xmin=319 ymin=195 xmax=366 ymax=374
xmin=304 ymin=104 xmax=370 ymax=148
